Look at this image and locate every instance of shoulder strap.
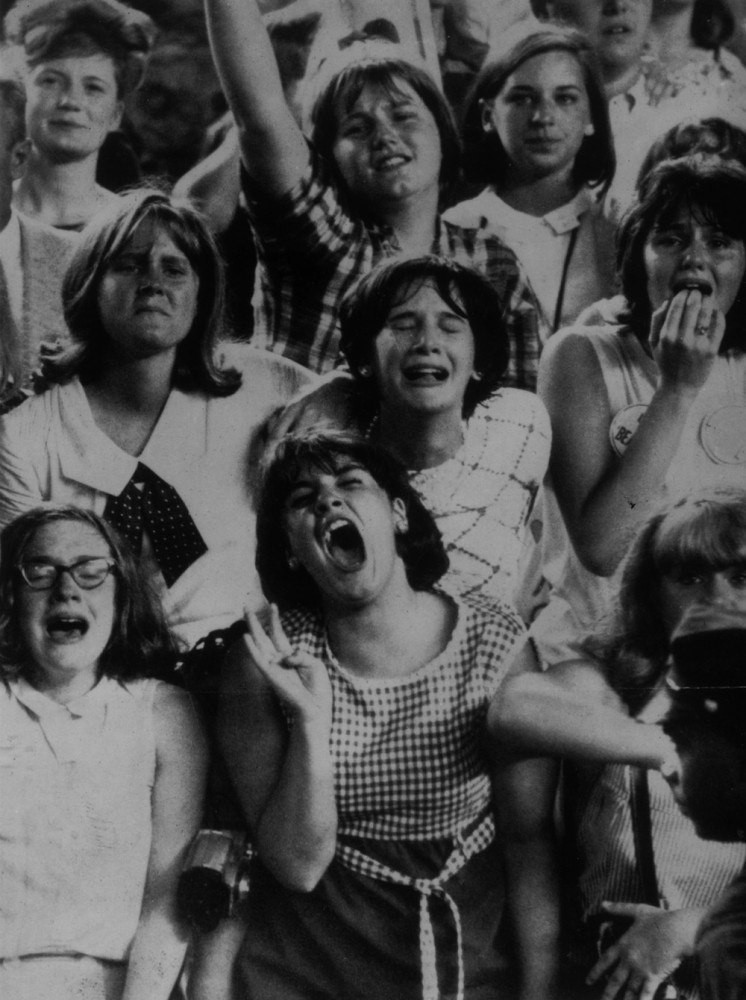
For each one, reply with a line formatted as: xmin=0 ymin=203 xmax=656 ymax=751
xmin=629 ymin=765 xmax=662 ymax=906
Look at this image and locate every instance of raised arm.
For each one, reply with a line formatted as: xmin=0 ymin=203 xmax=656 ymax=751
xmin=122 ymin=685 xmax=208 ymax=1000
xmin=204 ymin=0 xmax=310 ymax=196
xmin=218 ymin=607 xmax=337 ymax=891
xmin=538 ymin=302 xmax=722 ymax=576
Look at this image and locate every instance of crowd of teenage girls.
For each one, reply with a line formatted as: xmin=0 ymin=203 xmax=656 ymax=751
xmin=0 ymin=0 xmax=745 ymax=998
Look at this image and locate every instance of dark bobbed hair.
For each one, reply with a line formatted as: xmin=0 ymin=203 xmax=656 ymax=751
xmin=603 ymin=489 xmax=746 ymax=713
xmin=4 ymin=0 xmax=155 ymax=97
xmin=305 ymin=43 xmax=461 ymax=204
xmin=256 ymin=431 xmax=449 ymax=611
xmin=0 ymin=50 xmax=26 ymax=146
xmin=461 ymin=24 xmax=615 ymax=190
xmin=339 ymin=255 xmax=509 ymax=419
xmin=618 ymin=157 xmax=746 ymax=352
xmin=690 ymin=0 xmax=734 ymax=49
xmin=636 ymin=117 xmax=746 ymax=190
xmin=0 ymin=505 xmax=179 ymax=683
xmin=44 ymin=188 xmax=240 ymax=396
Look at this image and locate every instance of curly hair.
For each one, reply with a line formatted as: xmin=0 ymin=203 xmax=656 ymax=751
xmin=461 ymin=24 xmax=615 ymax=191
xmin=601 ymin=489 xmax=746 ymax=713
xmin=4 ymin=0 xmax=155 ymax=97
xmin=339 ymin=255 xmax=509 ymax=420
xmin=618 ymin=157 xmax=746 ymax=353
xmin=256 ymin=431 xmax=449 ymax=611
xmin=0 ymin=505 xmax=180 ymax=684
xmin=42 ymin=188 xmax=240 ymax=396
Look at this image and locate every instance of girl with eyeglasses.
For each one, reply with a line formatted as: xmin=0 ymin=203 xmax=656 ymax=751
xmin=0 ymin=504 xmax=206 ymax=1000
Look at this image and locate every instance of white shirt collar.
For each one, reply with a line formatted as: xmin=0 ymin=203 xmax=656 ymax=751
xmin=472 ymin=186 xmax=594 ymax=236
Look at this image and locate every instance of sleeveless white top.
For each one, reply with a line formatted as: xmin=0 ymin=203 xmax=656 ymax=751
xmin=532 ymin=326 xmax=746 ymax=667
xmin=0 ymin=676 xmax=160 ymax=961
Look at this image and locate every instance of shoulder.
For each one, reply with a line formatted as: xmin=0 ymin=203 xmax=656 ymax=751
xmin=480 ymin=388 xmax=550 ymax=435
xmin=231 ymin=345 xmax=317 ymax=392
xmin=0 ymin=383 xmax=61 ymax=436
xmin=459 ymin=590 xmax=526 ymax=646
xmin=152 ymin=681 xmax=207 ymax=763
xmin=441 ymin=189 xmax=497 ymax=230
xmin=539 ymin=324 xmax=610 ymax=375
xmin=471 ymin=390 xmax=551 ymax=471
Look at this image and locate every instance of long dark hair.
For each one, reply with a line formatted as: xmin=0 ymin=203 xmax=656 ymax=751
xmin=461 ymin=24 xmax=615 ymax=191
xmin=339 ymin=255 xmax=509 ymax=419
xmin=256 ymin=431 xmax=448 ymax=611
xmin=618 ymin=157 xmax=746 ymax=352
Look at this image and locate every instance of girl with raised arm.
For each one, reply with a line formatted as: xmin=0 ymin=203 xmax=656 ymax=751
xmin=204 ymin=0 xmax=540 ymax=386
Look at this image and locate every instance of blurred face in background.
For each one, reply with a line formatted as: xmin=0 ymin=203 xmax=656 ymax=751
xmin=25 ymin=47 xmax=122 ymax=163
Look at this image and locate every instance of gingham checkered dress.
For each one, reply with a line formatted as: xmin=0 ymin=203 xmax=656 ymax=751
xmin=277 ymin=590 xmax=525 ymax=1000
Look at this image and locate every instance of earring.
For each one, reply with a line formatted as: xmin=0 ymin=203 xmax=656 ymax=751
xmin=584 ymin=123 xmax=595 ymax=136
xmin=358 ymin=365 xmax=372 ymax=377
xmin=287 ymin=554 xmax=299 ymax=570
xmin=471 ymin=371 xmax=483 ymax=382
xmin=394 ymin=515 xmax=408 ymax=534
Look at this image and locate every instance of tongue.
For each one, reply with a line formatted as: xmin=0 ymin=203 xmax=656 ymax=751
xmin=328 ymin=525 xmax=365 ymax=571
xmin=48 ymin=618 xmax=87 ymax=640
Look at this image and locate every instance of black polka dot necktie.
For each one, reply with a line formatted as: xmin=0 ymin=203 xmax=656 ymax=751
xmin=104 ymin=462 xmax=208 ymax=587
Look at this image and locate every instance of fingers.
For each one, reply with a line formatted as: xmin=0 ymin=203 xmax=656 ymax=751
xmin=587 ymin=944 xmax=618 ymax=984
xmin=598 ymin=961 xmax=629 ymax=1000
xmin=269 ymin=603 xmax=293 ymax=658
xmin=638 ymin=976 xmax=664 ymax=1000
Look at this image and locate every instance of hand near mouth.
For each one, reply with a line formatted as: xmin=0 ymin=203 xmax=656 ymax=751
xmin=243 ymin=605 xmax=332 ymax=728
xmin=649 ymin=286 xmax=725 ymax=393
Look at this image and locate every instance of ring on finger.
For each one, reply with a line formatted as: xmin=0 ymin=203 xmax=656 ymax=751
xmin=695 ymin=323 xmax=710 ymax=336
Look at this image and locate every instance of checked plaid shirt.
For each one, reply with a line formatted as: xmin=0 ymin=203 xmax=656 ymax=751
xmin=244 ymin=149 xmax=542 ymax=387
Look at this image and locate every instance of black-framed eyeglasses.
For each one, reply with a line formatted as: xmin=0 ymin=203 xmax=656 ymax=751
xmin=17 ymin=557 xmax=118 ymax=590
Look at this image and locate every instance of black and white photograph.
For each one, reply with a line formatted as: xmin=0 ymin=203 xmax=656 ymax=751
xmin=0 ymin=0 xmax=745 ymax=997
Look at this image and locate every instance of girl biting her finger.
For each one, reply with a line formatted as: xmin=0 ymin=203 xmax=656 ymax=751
xmin=534 ymin=157 xmax=746 ymax=679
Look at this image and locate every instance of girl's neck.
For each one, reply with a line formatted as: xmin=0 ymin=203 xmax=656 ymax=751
xmin=325 ymin=576 xmax=451 ymax=679
xmin=648 ymin=8 xmax=697 ymax=65
xmin=26 ymin=663 xmax=99 ymax=705
xmin=603 ymin=61 xmax=643 ymax=99
xmin=498 ymin=168 xmax=581 ymax=218
xmin=84 ymin=351 xmax=176 ymax=455
xmin=376 ymin=187 xmax=440 ymax=254
xmin=15 ymin=148 xmax=107 ymax=228
xmin=376 ymin=406 xmax=463 ymax=470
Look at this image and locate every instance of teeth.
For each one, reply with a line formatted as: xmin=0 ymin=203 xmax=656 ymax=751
xmin=323 ymin=518 xmax=350 ymax=546
xmin=47 ymin=616 xmax=88 ymax=636
xmin=378 ymin=155 xmax=407 ymax=169
xmin=404 ymin=367 xmax=447 ymax=382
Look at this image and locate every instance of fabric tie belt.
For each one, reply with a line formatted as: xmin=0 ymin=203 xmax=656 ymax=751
xmin=336 ymin=809 xmax=496 ymax=1000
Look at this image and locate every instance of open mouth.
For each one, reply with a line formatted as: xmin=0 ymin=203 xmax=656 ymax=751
xmin=402 ymin=365 xmax=448 ymax=384
xmin=602 ymin=23 xmax=631 ymax=36
xmin=672 ymin=278 xmax=714 ymax=296
xmin=46 ymin=615 xmax=89 ymax=641
xmin=375 ymin=153 xmax=409 ymax=172
xmin=322 ymin=519 xmax=366 ymax=572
